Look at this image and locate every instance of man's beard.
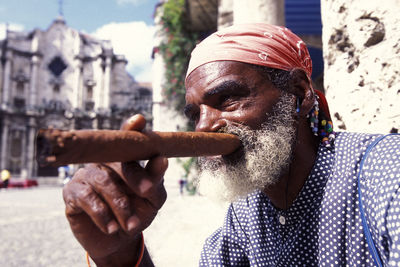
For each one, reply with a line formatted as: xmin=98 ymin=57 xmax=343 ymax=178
xmin=196 ymin=92 xmax=297 ymax=203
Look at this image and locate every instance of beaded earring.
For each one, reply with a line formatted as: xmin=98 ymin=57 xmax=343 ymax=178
xmin=308 ymin=94 xmax=336 ymax=148
xmin=309 ymin=97 xmax=319 ymax=136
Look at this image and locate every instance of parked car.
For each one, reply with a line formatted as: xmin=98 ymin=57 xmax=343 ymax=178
xmin=0 ymin=179 xmax=38 ymax=188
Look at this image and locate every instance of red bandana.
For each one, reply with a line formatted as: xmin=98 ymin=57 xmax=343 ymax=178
xmin=186 ymin=23 xmax=331 ymax=120
xmin=186 ymin=23 xmax=312 ymax=80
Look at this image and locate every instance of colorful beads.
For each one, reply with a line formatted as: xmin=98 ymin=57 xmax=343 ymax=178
xmin=308 ymin=94 xmax=335 ymax=148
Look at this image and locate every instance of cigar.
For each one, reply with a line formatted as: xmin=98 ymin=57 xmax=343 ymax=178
xmin=36 ymin=129 xmax=241 ymax=166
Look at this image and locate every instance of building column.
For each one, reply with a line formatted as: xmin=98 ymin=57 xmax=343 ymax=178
xmin=28 ymin=55 xmax=39 ymax=109
xmin=1 ymin=51 xmax=12 ymax=109
xmin=232 ymin=0 xmax=285 ymax=26
xmin=218 ymin=0 xmax=234 ymax=29
xmin=101 ymin=57 xmax=111 ymax=109
xmin=26 ymin=118 xmax=36 ymax=178
xmin=20 ymin=128 xmax=27 ymax=175
xmin=77 ymin=63 xmax=84 ymax=109
xmin=0 ymin=119 xmax=9 ymax=170
xmin=151 ymin=50 xmax=165 ymax=131
xmin=72 ymin=59 xmax=82 ymax=109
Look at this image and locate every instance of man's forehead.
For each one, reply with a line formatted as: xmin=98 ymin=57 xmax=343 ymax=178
xmin=185 ymin=61 xmax=258 ymax=91
xmin=185 ymin=77 xmax=246 ymax=104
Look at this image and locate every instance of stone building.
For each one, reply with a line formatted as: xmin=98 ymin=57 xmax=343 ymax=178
xmin=0 ymin=17 xmax=152 ymax=178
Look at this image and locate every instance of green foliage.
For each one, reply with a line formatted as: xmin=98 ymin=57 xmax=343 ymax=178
xmin=157 ymin=1 xmax=201 ymax=192
xmin=158 ymin=0 xmax=199 ymax=112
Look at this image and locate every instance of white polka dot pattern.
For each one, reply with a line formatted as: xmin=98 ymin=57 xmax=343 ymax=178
xmin=199 ymin=132 xmax=400 ymax=266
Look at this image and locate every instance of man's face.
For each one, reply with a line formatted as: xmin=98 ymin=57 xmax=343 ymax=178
xmin=185 ymin=61 xmax=283 ymax=132
xmin=184 ymin=61 xmax=297 ymax=202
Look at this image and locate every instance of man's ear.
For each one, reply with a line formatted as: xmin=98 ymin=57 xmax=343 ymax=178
xmin=287 ymin=68 xmax=315 ymax=117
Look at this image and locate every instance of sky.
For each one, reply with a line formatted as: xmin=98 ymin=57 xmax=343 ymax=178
xmin=0 ymin=0 xmax=160 ymax=82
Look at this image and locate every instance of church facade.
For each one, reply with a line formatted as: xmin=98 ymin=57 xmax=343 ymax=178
xmin=0 ymin=17 xmax=152 ymax=178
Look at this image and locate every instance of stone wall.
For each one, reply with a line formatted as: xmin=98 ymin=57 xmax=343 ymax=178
xmin=321 ymin=0 xmax=400 ymax=134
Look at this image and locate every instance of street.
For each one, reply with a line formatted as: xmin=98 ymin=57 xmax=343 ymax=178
xmin=0 ymin=182 xmax=227 ymax=267
xmin=0 ymin=186 xmax=83 ymax=267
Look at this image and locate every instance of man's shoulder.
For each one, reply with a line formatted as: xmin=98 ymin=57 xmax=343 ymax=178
xmin=334 ymin=132 xmax=396 ymax=160
xmin=335 ymin=131 xmax=400 ymax=153
xmin=335 ymin=131 xmax=380 ymax=145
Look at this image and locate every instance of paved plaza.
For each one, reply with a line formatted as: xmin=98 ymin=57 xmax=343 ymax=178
xmin=0 ymin=181 xmax=226 ymax=267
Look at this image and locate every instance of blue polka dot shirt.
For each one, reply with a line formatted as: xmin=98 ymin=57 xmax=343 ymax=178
xmin=200 ymin=132 xmax=400 ymax=266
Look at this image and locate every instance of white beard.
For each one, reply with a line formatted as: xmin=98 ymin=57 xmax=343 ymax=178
xmin=196 ymin=92 xmax=297 ymax=203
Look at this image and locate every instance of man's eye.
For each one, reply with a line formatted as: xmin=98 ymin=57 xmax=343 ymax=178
xmin=189 ymin=112 xmax=199 ymax=122
xmin=183 ymin=104 xmax=199 ymax=122
xmin=184 ymin=111 xmax=199 ymax=122
xmin=219 ymin=95 xmax=239 ymax=107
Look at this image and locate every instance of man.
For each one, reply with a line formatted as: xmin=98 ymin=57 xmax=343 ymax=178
xmin=63 ymin=23 xmax=400 ymax=266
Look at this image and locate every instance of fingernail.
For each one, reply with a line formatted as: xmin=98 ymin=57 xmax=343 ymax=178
xmin=107 ymin=220 xmax=119 ymax=234
xmin=127 ymin=117 xmax=136 ymax=124
xmin=128 ymin=114 xmax=140 ymax=124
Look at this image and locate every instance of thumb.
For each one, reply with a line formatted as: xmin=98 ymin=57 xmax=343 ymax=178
xmin=121 ymin=114 xmax=146 ymax=132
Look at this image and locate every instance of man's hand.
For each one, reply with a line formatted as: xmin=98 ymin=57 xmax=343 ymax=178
xmin=62 ymin=114 xmax=168 ymax=266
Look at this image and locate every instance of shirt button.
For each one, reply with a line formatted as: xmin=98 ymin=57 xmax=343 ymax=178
xmin=279 ymin=215 xmax=286 ymax=225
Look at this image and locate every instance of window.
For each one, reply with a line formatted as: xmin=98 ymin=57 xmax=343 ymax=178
xmin=48 ymin=56 xmax=67 ymax=76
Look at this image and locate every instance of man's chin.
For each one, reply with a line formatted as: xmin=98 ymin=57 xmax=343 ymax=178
xmin=196 ymin=168 xmax=247 ymax=204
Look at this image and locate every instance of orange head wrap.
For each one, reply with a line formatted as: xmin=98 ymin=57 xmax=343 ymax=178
xmin=185 ymin=22 xmax=332 ymax=123
xmin=186 ymin=23 xmax=312 ymax=79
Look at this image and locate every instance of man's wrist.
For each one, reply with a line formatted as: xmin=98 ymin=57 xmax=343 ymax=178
xmin=89 ymin=233 xmax=144 ymax=267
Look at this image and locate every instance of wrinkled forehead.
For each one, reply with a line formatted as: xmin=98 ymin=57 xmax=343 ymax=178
xmin=185 ymin=61 xmax=267 ymax=96
xmin=185 ymin=23 xmax=312 ymax=87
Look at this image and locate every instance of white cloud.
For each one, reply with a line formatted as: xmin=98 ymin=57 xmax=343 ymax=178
xmin=92 ymin=21 xmax=155 ymax=82
xmin=0 ymin=23 xmax=25 ymax=40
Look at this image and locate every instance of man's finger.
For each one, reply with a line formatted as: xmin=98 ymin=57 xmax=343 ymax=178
xmin=120 ymin=114 xmax=146 ymax=131
xmin=91 ymin=164 xmax=135 ymax=232
xmin=121 ymin=157 xmax=168 ymax=209
xmin=64 ymin=180 xmax=119 ymax=235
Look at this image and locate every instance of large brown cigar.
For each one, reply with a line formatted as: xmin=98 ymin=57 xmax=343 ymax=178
xmin=36 ymin=129 xmax=241 ymax=166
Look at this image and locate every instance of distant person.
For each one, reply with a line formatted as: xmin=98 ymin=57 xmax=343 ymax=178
xmin=63 ymin=23 xmax=400 ymax=266
xmin=178 ymin=178 xmax=187 ymax=195
xmin=1 ymin=169 xmax=11 ymax=189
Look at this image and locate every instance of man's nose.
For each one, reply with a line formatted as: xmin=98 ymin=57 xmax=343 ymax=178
xmin=195 ymin=105 xmax=226 ymax=132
